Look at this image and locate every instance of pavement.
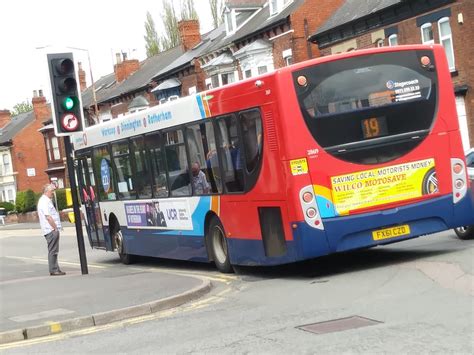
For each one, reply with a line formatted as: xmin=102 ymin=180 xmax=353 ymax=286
xmin=0 ymin=222 xmax=212 ymax=345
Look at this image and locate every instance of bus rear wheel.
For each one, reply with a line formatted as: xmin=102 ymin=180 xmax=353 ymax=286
xmin=114 ymin=229 xmax=135 ymax=264
xmin=208 ymin=217 xmax=233 ymax=273
xmin=454 ymin=225 xmax=474 ymax=240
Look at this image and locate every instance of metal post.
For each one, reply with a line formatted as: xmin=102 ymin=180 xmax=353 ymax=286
xmin=64 ymin=136 xmax=88 ymax=275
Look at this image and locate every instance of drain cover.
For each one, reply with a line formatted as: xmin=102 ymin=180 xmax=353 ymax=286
xmin=298 ymin=316 xmax=382 ymax=334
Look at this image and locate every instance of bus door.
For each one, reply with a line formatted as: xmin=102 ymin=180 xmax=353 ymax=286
xmin=76 ymin=154 xmax=106 ymax=249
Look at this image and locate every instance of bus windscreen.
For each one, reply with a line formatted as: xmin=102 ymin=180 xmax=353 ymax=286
xmin=293 ymin=50 xmax=438 ymax=164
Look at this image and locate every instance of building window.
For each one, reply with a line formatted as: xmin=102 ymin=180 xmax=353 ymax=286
xmin=221 ymin=72 xmax=235 ymax=86
xmin=51 ymin=137 xmax=60 ymax=160
xmin=388 ymin=34 xmax=398 ymax=46
xmin=270 ymin=0 xmax=291 ymax=15
xmin=225 ymin=9 xmax=234 ymax=34
xmin=376 ymin=39 xmax=384 ymax=47
xmin=282 ymin=48 xmax=293 ymax=66
xmin=7 ymin=189 xmax=14 ymax=202
xmin=2 ymin=154 xmax=10 ymax=174
xmin=45 ymin=138 xmax=52 ymax=161
xmin=438 ymin=17 xmax=455 ymax=71
xmin=245 ymin=69 xmax=252 ymax=78
xmin=258 ymin=66 xmax=268 ymax=75
xmin=421 ymin=23 xmax=434 ymax=44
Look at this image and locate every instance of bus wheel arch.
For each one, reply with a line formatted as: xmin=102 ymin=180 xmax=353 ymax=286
xmin=109 ymin=214 xmax=135 ymax=265
xmin=205 ymin=213 xmax=233 ymax=273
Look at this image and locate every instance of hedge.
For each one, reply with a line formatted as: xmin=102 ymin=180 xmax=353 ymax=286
xmin=0 ymin=201 xmax=15 ymax=212
xmin=15 ymin=188 xmax=68 ymax=213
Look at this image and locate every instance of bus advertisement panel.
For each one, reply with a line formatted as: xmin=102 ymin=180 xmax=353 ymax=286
xmin=73 ymin=45 xmax=474 ymax=273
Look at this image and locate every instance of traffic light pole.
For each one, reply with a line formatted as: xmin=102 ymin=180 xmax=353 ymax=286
xmin=64 ymin=135 xmax=88 ymax=275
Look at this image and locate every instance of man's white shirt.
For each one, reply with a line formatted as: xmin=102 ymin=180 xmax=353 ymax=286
xmin=37 ymin=195 xmax=62 ymax=235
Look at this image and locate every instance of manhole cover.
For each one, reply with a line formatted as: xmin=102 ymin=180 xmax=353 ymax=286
xmin=297 ymin=316 xmax=382 ymax=334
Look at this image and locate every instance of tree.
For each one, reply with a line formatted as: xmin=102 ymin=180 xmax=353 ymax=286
xmin=181 ymin=0 xmax=198 ymax=21
xmin=11 ymin=101 xmax=32 ymax=116
xmin=209 ymin=0 xmax=224 ymax=29
xmin=158 ymin=0 xmax=198 ymax=51
xmin=144 ymin=11 xmax=161 ymax=58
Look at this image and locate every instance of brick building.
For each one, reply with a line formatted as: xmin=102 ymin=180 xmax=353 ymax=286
xmin=197 ymin=0 xmax=345 ymax=89
xmin=309 ymin=0 xmax=474 ymax=150
xmin=0 ymin=90 xmax=53 ymax=199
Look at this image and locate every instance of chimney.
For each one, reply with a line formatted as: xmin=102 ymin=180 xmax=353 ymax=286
xmin=32 ymin=89 xmax=51 ymax=123
xmin=114 ymin=53 xmax=140 ymax=83
xmin=0 ymin=109 xmax=11 ymax=129
xmin=78 ymin=62 xmax=87 ymax=92
xmin=178 ymin=19 xmax=202 ymax=51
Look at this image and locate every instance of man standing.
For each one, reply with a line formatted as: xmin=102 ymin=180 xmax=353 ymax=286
xmin=37 ymin=183 xmax=65 ymax=276
xmin=191 ymin=162 xmax=210 ymax=194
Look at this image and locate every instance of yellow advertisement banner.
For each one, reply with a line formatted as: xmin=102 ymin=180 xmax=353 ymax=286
xmin=331 ymin=158 xmax=437 ymax=215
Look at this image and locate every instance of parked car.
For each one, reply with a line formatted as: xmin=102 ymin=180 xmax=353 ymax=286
xmin=454 ymin=148 xmax=474 ymax=240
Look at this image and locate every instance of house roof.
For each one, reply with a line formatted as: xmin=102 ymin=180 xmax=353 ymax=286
xmin=152 ymin=25 xmax=226 ymax=81
xmin=0 ymin=110 xmax=35 ymax=145
xmin=204 ymin=0 xmax=303 ymax=54
xmin=313 ymin=0 xmax=401 ymax=36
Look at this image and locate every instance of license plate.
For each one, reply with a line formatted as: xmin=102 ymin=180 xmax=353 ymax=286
xmin=372 ymin=224 xmax=411 ymax=241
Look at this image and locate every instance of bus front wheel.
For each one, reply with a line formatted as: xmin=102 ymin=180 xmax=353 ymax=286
xmin=454 ymin=225 xmax=474 ymax=240
xmin=208 ymin=217 xmax=233 ymax=273
xmin=114 ymin=229 xmax=135 ymax=264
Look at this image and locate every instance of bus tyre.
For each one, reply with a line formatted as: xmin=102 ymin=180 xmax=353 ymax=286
xmin=114 ymin=229 xmax=135 ymax=265
xmin=208 ymin=217 xmax=233 ymax=274
xmin=454 ymin=225 xmax=474 ymax=240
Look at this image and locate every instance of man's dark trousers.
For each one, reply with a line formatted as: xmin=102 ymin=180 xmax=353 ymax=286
xmin=44 ymin=230 xmax=60 ymax=273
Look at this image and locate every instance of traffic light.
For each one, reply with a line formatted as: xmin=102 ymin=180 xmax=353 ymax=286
xmin=47 ymin=53 xmax=84 ymax=136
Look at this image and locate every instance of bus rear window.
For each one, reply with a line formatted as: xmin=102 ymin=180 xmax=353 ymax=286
xmin=293 ymin=50 xmax=438 ymax=164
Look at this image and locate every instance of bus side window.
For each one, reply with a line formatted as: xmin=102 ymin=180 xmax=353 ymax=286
xmin=186 ymin=121 xmax=222 ymax=194
xmin=145 ymin=133 xmax=169 ymax=198
xmin=130 ymin=137 xmax=153 ymax=199
xmin=93 ymin=145 xmax=117 ymax=201
xmin=111 ymin=141 xmax=136 ymax=200
xmin=239 ymin=109 xmax=263 ymax=174
xmin=216 ymin=115 xmax=244 ymax=192
xmin=164 ymin=130 xmax=191 ymax=196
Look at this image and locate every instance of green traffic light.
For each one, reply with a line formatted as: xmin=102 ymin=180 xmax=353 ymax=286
xmin=62 ymin=96 xmax=77 ymax=111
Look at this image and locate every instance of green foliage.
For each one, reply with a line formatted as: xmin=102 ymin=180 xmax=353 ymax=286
xmin=11 ymin=101 xmax=33 ymax=117
xmin=209 ymin=0 xmax=224 ymax=28
xmin=181 ymin=0 xmax=198 ymax=21
xmin=55 ymin=189 xmax=67 ymax=211
xmin=15 ymin=191 xmax=26 ymax=213
xmin=24 ymin=189 xmax=36 ymax=212
xmin=160 ymin=0 xmax=180 ymax=51
xmin=0 ymin=201 xmax=15 ymax=212
xmin=144 ymin=11 xmax=161 ymax=57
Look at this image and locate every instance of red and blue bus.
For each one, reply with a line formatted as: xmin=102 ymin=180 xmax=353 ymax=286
xmin=72 ymin=44 xmax=474 ymax=273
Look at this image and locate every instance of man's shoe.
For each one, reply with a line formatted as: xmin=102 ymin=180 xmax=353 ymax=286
xmin=50 ymin=271 xmax=66 ymax=276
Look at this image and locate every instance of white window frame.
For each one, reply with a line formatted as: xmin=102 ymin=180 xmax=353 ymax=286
xmin=2 ymin=154 xmax=10 ymax=174
xmin=421 ymin=23 xmax=434 ymax=44
xmin=270 ymin=0 xmax=292 ymax=15
xmin=51 ymin=137 xmax=60 ymax=160
xmin=438 ymin=17 xmax=455 ymax=71
xmin=388 ymin=34 xmax=398 ymax=46
xmin=224 ymin=9 xmax=235 ymax=35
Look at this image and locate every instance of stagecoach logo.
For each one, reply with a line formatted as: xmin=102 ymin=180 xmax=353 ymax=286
xmin=386 ymin=79 xmax=419 ymax=90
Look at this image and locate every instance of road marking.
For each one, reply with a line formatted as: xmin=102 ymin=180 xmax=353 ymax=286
xmin=9 ymin=309 xmax=76 ymax=323
xmin=3 ymin=256 xmax=107 ymax=269
xmin=0 ymin=287 xmax=235 ymax=350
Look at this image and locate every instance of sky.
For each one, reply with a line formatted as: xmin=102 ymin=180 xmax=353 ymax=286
xmin=0 ymin=0 xmax=214 ymax=111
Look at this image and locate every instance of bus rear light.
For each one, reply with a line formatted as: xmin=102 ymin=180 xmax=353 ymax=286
xmin=455 ymin=179 xmax=464 ymax=189
xmin=453 ymin=163 xmax=463 ymax=174
xmin=302 ymin=191 xmax=314 ymax=203
xmin=299 ymin=186 xmax=324 ymax=230
xmin=451 ymin=158 xmax=467 ymax=203
xmin=306 ymin=208 xmax=317 ymax=218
